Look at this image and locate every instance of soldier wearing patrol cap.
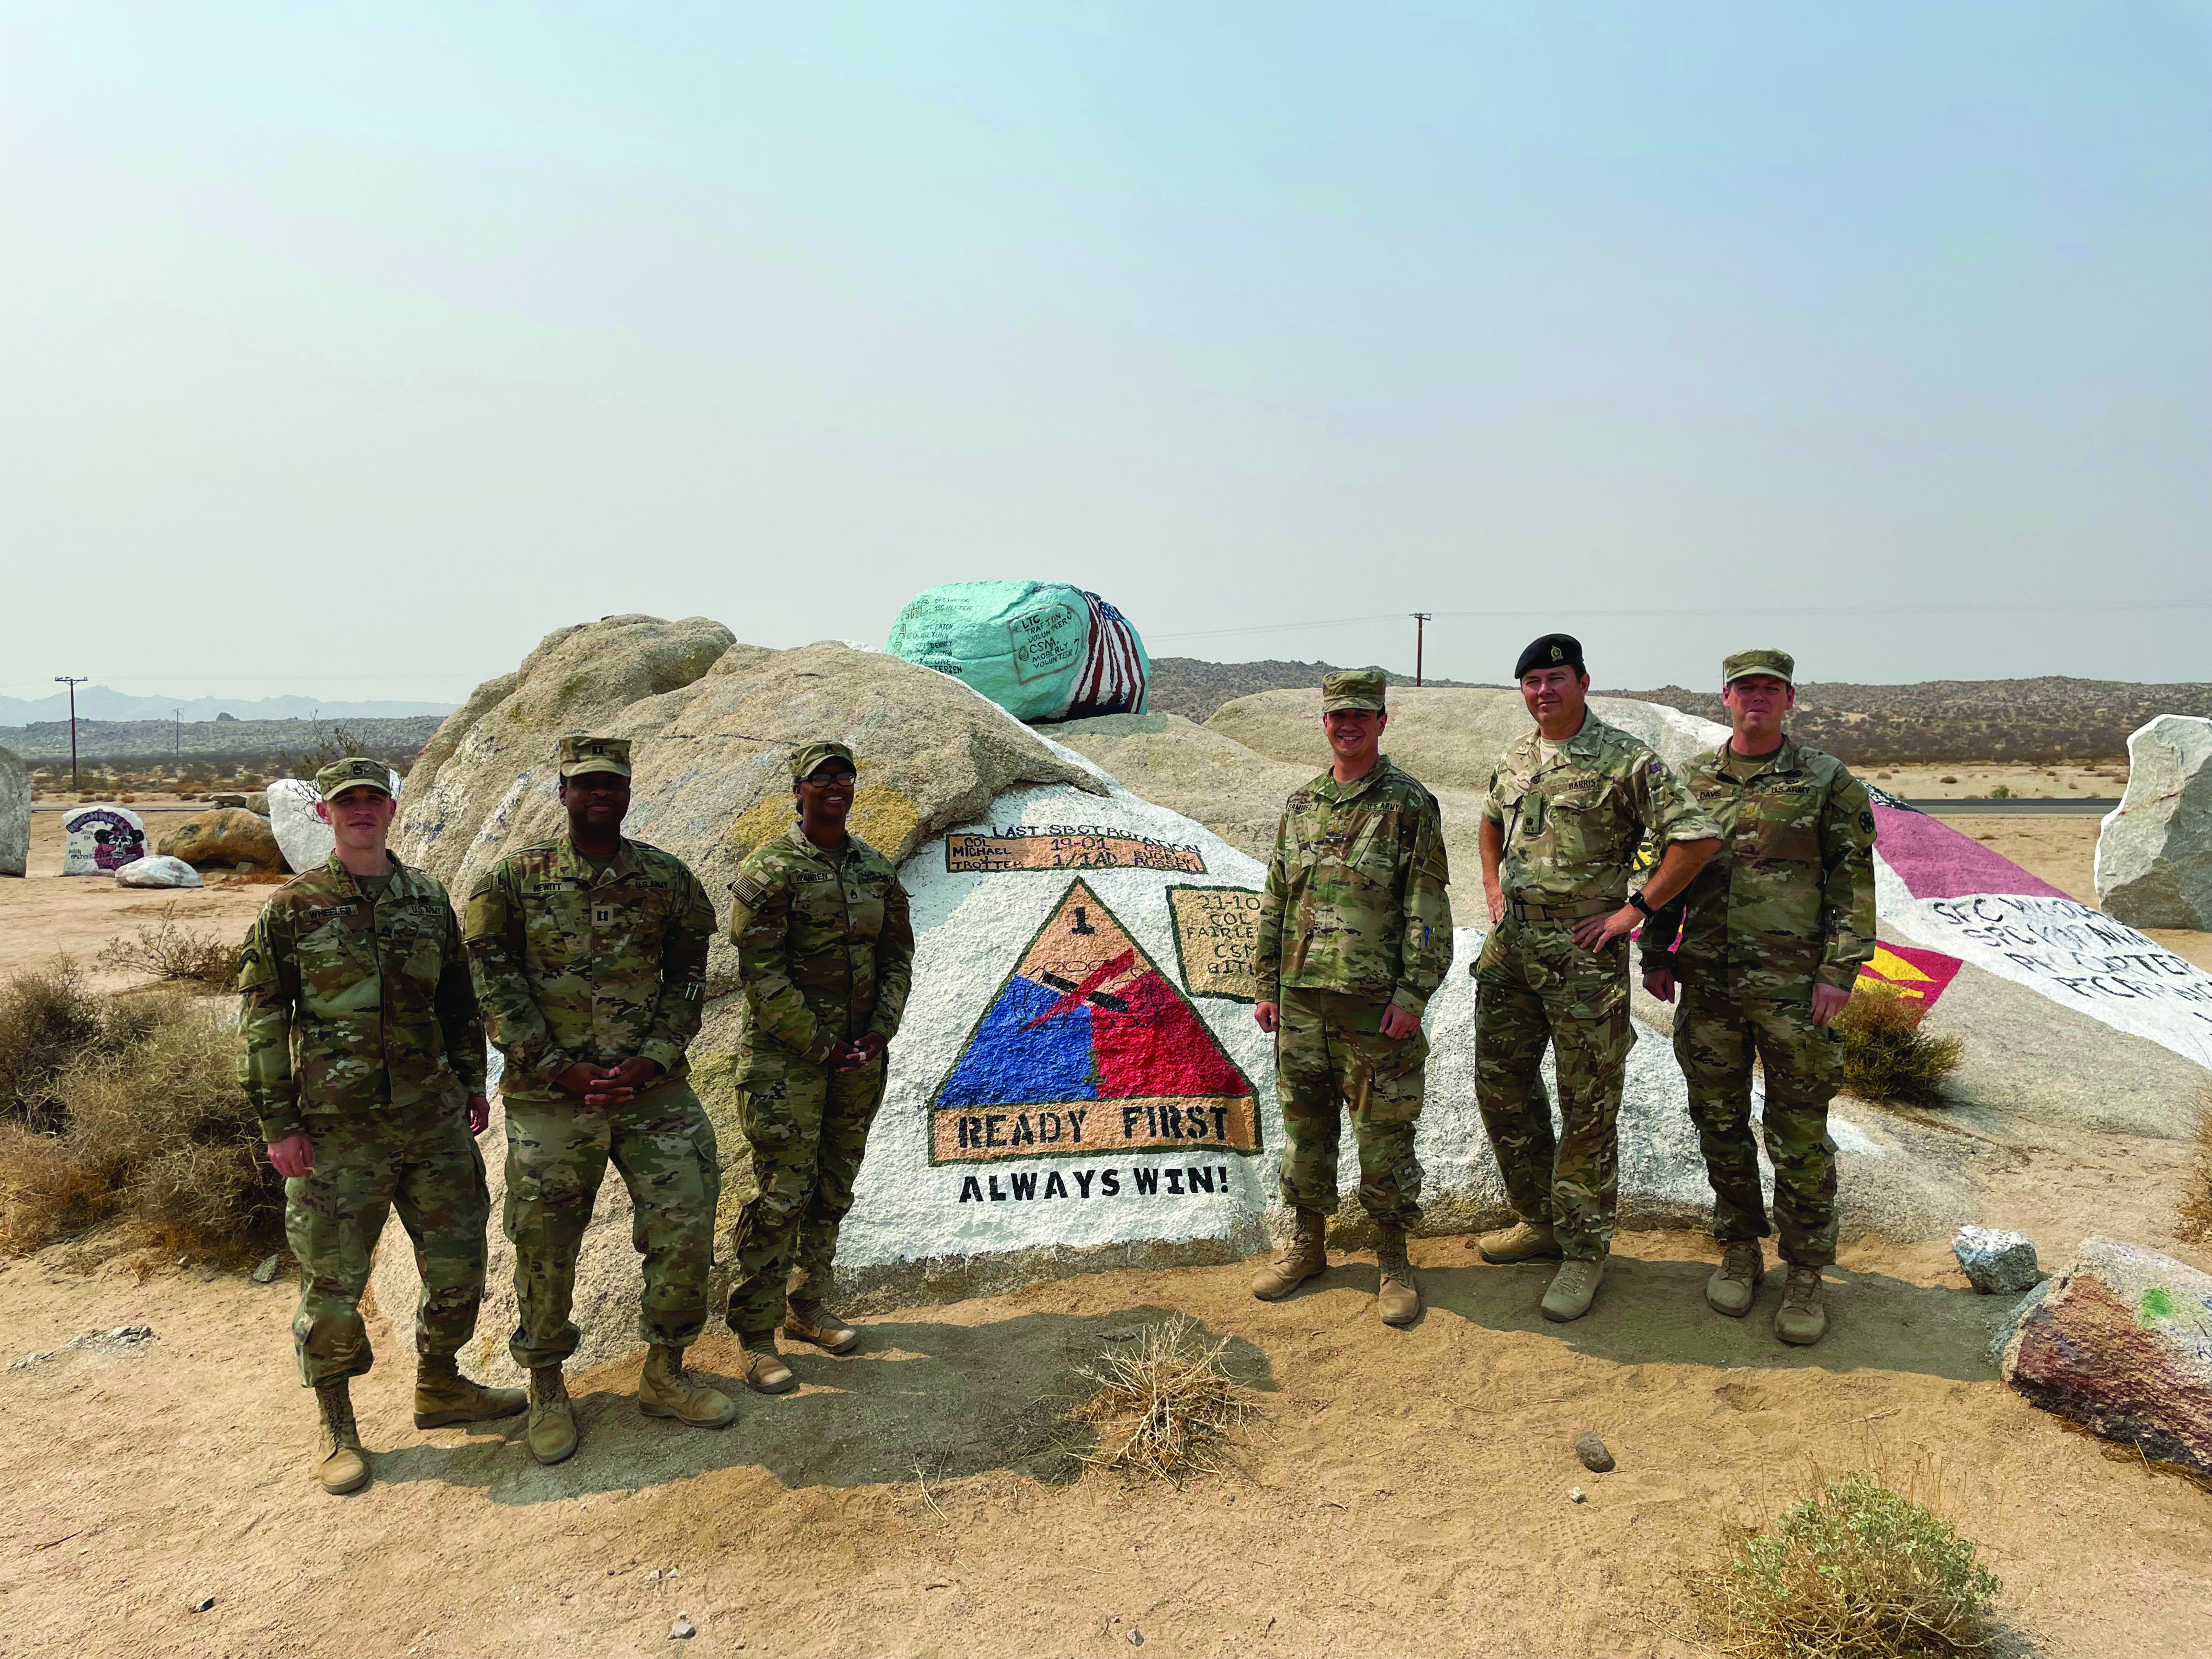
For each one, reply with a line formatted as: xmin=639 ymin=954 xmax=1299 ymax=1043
xmin=238 ymin=757 xmax=523 ymax=1496
xmin=722 ymin=740 xmax=914 ymax=1394
xmin=465 ymin=734 xmax=732 ymax=1464
xmin=1472 ymin=636 xmax=1721 ymax=1322
xmin=1250 ymin=669 xmax=1452 ymax=1328
xmin=1639 ymin=650 xmax=1876 ymax=1345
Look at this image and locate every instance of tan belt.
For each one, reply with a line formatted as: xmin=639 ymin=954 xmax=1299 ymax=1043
xmin=1506 ymin=894 xmax=1621 ymax=924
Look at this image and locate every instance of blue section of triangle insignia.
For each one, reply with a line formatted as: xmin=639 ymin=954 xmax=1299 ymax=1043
xmin=937 ymin=974 xmax=1098 ymax=1107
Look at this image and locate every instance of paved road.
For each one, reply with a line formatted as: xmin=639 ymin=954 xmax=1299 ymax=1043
xmin=1903 ymin=798 xmax=2118 ymax=817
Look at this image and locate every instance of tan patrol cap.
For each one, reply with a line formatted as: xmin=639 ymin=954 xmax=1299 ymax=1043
xmin=316 ymin=757 xmax=395 ymax=801
xmin=789 ymin=739 xmax=857 ymax=781
xmin=1722 ymin=648 xmax=1796 ymax=688
xmin=1321 ymin=668 xmax=1387 ymax=713
xmin=558 ymin=734 xmax=632 ymax=778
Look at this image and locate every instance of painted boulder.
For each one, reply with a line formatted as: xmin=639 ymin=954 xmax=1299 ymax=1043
xmin=62 ymin=805 xmax=148 ymax=875
xmin=157 ymin=807 xmax=283 ymax=871
xmin=0 ymin=745 xmax=27 ymax=877
xmin=885 ymin=581 xmax=1151 ymax=724
xmin=373 ymin=741 xmax=1936 ymax=1381
xmin=114 ymin=855 xmax=204 ymax=888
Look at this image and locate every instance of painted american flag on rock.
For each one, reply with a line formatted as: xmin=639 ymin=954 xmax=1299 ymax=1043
xmin=1066 ymin=590 xmax=1148 ymax=719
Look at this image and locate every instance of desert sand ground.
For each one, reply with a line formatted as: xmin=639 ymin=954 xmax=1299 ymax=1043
xmin=3 ymin=798 xmax=2210 ymax=1657
xmin=1863 ymin=762 xmax=2123 ymax=799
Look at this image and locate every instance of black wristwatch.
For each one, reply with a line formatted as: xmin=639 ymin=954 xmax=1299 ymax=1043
xmin=1628 ymin=892 xmax=1655 ymax=919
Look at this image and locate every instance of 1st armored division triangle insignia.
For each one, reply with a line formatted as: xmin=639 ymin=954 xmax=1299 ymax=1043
xmin=929 ymin=878 xmax=1260 ymax=1164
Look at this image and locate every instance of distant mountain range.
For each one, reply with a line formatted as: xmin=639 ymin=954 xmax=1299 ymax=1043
xmin=0 ymin=687 xmax=457 ymax=723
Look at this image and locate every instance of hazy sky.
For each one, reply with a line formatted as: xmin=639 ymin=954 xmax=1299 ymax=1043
xmin=6 ymin=4 xmax=2209 ymax=704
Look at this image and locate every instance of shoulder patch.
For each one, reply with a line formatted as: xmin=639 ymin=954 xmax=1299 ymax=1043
xmin=1859 ymin=809 xmax=1875 ymax=835
xmin=731 ymin=870 xmax=770 ymax=910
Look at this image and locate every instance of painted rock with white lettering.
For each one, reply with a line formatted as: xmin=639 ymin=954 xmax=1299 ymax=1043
xmin=2096 ymin=715 xmax=2212 ymax=931
xmin=0 ymin=745 xmax=27 ymax=878
xmin=62 ymin=804 xmax=148 ymax=876
xmin=114 ymin=855 xmax=204 ymax=888
xmin=2001 ymin=1236 xmax=2212 ymax=1480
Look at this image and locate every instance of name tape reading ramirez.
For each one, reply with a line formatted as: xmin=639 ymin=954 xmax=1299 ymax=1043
xmin=946 ymin=827 xmax=1206 ymax=874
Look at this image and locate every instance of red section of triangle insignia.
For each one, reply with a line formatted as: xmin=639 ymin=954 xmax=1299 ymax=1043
xmin=1088 ymin=968 xmax=1251 ymax=1100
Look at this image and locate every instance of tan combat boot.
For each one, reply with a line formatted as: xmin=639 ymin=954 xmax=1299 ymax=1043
xmin=1776 ymin=1266 xmax=1828 ymax=1345
xmin=526 ymin=1365 xmax=579 ymax=1465
xmin=413 ymin=1354 xmax=527 ymax=1429
xmin=1250 ymin=1207 xmax=1328 ymax=1301
xmin=638 ymin=1344 xmax=739 ymax=1428
xmin=1375 ymin=1224 xmax=1421 ymax=1327
xmin=783 ymin=1299 xmax=861 ymax=1355
xmin=738 ymin=1331 xmax=796 ymax=1395
xmin=1475 ymin=1219 xmax=1563 ymax=1264
xmin=1540 ymin=1257 xmax=1606 ymax=1322
xmin=313 ymin=1379 xmax=370 ymax=1495
xmin=1705 ymin=1240 xmax=1764 ymax=1318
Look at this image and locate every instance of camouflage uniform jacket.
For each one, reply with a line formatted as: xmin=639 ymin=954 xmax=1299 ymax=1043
xmin=237 ymin=853 xmax=484 ymax=1143
xmin=1255 ymin=757 xmax=1452 ymax=1018
xmin=1638 ymin=735 xmax=1878 ymax=994
xmin=464 ymin=836 xmax=716 ymax=1104
xmin=1482 ymin=715 xmax=1719 ymax=906
xmin=728 ymin=825 xmax=914 ymax=1076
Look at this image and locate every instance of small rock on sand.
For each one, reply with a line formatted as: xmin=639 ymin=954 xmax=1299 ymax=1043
xmin=1574 ymin=1432 xmax=1615 ymax=1473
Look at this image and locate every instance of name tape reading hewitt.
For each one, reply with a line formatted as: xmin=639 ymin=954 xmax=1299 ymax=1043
xmin=929 ymin=877 xmax=1260 ymax=1163
xmin=946 ymin=826 xmax=1206 ymax=874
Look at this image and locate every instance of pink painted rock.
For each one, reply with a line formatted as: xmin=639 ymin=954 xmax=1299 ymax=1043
xmin=2001 ymin=1236 xmax=2212 ymax=1480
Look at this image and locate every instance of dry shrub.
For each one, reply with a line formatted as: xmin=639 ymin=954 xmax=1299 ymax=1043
xmin=2179 ymin=1088 xmax=2212 ymax=1244
xmin=0 ymin=962 xmax=160 ymax=1132
xmin=1837 ymin=990 xmax=1963 ymax=1105
xmin=96 ymin=904 xmax=244 ymax=990
xmin=0 ymin=982 xmax=280 ymax=1263
xmin=1693 ymin=1461 xmax=2001 ymax=1658
xmin=1062 ymin=1315 xmax=1256 ymax=1484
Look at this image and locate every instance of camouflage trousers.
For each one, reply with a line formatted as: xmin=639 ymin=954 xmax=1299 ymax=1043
xmin=726 ymin=1053 xmax=887 ymax=1335
xmin=1273 ymin=987 xmax=1426 ymax=1227
xmin=285 ymin=1107 xmax=489 ymax=1389
xmin=1674 ymin=978 xmax=1842 ymax=1266
xmin=1473 ymin=916 xmax=1631 ymax=1260
xmin=502 ymin=1078 xmax=720 ymax=1370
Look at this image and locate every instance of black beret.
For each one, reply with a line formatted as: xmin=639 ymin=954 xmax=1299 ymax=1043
xmin=1513 ymin=633 xmax=1585 ymax=680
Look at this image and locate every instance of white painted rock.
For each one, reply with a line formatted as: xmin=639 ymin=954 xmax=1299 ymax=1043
xmin=113 ymin=855 xmax=204 ymax=889
xmin=2002 ymin=1236 xmax=2212 ymax=1480
xmin=2096 ymin=715 xmax=2212 ymax=931
xmin=1952 ymin=1225 xmax=2039 ymax=1294
xmin=270 ymin=771 xmax=398 ymax=874
xmin=374 ymin=742 xmax=1932 ymax=1380
xmin=0 ymin=745 xmax=27 ymax=878
xmin=62 ymin=805 xmax=148 ymax=876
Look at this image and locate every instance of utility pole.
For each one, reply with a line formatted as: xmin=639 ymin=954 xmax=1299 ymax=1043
xmin=55 ymin=676 xmax=87 ymax=790
xmin=173 ymin=709 xmax=182 ymax=767
xmin=1410 ymin=614 xmax=1432 ymax=688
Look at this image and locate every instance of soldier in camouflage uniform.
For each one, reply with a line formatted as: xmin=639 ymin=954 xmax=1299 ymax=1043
xmin=465 ymin=735 xmax=734 ymax=1464
xmin=1640 ymin=649 xmax=1877 ymax=1345
xmin=725 ymin=740 xmax=914 ymax=1393
xmin=1250 ymin=669 xmax=1452 ymax=1327
xmin=1473 ymin=635 xmax=1721 ymax=1322
xmin=239 ymin=757 xmax=523 ymax=1496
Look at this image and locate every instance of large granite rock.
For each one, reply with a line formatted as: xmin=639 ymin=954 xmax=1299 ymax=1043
xmin=0 ymin=745 xmax=26 ymax=877
xmin=267 ymin=780 xmax=331 ymax=874
xmin=1205 ymin=686 xmax=1726 ymax=801
xmin=374 ymin=743 xmax=1951 ymax=1380
xmin=2096 ymin=715 xmax=2212 ymax=930
xmin=395 ymin=625 xmax=1101 ymax=991
xmin=2001 ymin=1236 xmax=2212 ymax=1481
xmin=62 ymin=805 xmax=147 ymax=876
xmin=156 ymin=807 xmax=283 ymax=871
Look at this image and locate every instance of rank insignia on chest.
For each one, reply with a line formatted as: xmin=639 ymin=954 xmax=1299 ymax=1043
xmin=593 ymin=903 xmax=613 ymax=928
